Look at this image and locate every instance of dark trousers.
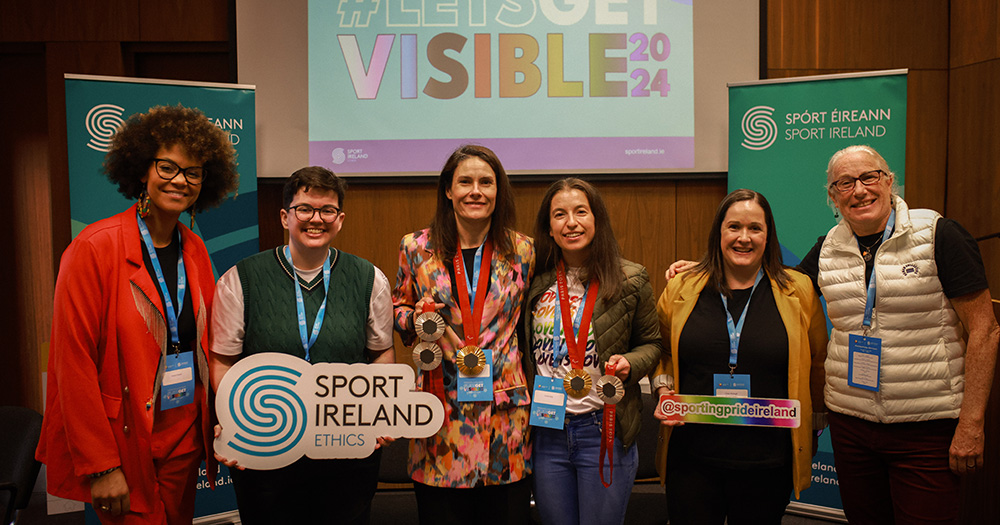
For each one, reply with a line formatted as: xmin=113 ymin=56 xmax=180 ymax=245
xmin=828 ymin=411 xmax=960 ymax=525
xmin=230 ymin=449 xmax=382 ymax=525
xmin=665 ymin=448 xmax=792 ymax=525
xmin=412 ymin=477 xmax=531 ymax=525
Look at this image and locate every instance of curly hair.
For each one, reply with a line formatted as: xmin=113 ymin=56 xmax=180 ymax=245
xmin=103 ymin=105 xmax=239 ymax=211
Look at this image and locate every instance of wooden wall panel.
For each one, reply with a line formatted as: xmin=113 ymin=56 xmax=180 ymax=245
xmin=127 ymin=44 xmax=233 ymax=83
xmin=0 ymin=48 xmax=47 ymax=408
xmin=674 ymin=180 xmax=728 ymax=263
xmin=766 ymin=0 xmax=820 ymax=70
xmin=46 ymin=41 xmax=128 ymax=260
xmin=138 ymin=0 xmax=229 ymax=42
xmin=767 ymin=0 xmax=949 ymax=70
xmin=599 ymin=181 xmax=679 ymax=297
xmin=951 ymin=0 xmax=999 ymax=67
xmin=902 ymin=69 xmax=948 ymax=212
xmin=0 ymin=0 xmax=139 ymax=42
xmin=947 ymin=60 xmax=1000 ymax=294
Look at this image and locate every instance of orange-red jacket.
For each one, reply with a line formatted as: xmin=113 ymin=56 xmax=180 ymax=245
xmin=36 ymin=204 xmax=217 ymax=512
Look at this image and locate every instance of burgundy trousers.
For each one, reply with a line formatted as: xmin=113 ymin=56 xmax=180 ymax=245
xmin=828 ymin=411 xmax=960 ymax=525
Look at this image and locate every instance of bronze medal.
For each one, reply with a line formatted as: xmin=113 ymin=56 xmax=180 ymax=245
xmin=456 ymin=345 xmax=486 ymax=376
xmin=563 ymin=368 xmax=593 ymax=398
xmin=595 ymin=374 xmax=625 ymax=405
xmin=414 ymin=310 xmax=446 ymax=342
xmin=411 ymin=341 xmax=443 ymax=371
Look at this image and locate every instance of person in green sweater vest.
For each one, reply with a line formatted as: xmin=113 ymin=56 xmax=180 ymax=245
xmin=209 ymin=166 xmax=394 ymax=524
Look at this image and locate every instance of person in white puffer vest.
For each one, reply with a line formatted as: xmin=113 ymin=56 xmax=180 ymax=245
xmin=795 ymin=144 xmax=999 ymax=525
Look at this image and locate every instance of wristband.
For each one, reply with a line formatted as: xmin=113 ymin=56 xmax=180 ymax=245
xmin=88 ymin=466 xmax=120 ymax=479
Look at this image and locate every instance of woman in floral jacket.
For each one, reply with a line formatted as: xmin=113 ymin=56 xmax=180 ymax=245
xmin=392 ymin=145 xmax=534 ymax=524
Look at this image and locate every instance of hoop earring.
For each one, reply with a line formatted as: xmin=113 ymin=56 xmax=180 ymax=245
xmin=138 ymin=190 xmax=151 ymax=218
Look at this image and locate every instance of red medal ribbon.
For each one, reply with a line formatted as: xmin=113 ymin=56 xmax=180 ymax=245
xmin=600 ymin=361 xmax=617 ymax=488
xmin=453 ymin=239 xmax=493 ymax=348
xmin=418 ymin=302 xmax=447 ymax=409
xmin=555 ymin=261 xmax=599 ymax=372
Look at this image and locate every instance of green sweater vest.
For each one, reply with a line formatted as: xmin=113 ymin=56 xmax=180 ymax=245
xmin=237 ymin=247 xmax=375 ymax=363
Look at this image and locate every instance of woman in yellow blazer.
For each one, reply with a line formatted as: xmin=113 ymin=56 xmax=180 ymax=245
xmin=651 ymin=189 xmax=827 ymax=525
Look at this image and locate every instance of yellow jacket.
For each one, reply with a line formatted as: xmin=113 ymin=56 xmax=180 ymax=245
xmin=652 ymin=270 xmax=827 ymax=498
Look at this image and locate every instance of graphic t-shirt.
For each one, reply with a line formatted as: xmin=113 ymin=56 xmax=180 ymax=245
xmin=531 ymin=267 xmax=602 ymax=415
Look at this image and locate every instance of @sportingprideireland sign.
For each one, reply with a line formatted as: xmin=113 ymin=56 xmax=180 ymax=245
xmin=215 ymin=353 xmax=444 ymax=469
xmin=658 ymin=394 xmax=800 ymax=428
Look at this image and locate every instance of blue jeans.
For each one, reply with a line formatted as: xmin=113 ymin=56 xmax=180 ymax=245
xmin=532 ymin=410 xmax=639 ymax=525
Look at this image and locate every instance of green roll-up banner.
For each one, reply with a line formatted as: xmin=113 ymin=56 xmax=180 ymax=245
xmin=729 ymin=70 xmax=907 ymax=263
xmin=728 ymin=70 xmax=907 ymax=521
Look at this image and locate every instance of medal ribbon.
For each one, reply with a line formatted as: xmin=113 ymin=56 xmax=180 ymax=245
xmin=453 ymin=239 xmax=493 ymax=349
xmin=418 ymin=302 xmax=448 ymax=408
xmin=285 ymin=245 xmax=332 ymax=362
xmin=599 ymin=361 xmax=617 ymax=488
xmin=137 ymin=210 xmax=185 ymax=350
xmin=861 ymin=208 xmax=896 ymax=335
xmin=555 ymin=261 xmax=599 ymax=371
xmin=720 ymin=267 xmax=764 ymax=376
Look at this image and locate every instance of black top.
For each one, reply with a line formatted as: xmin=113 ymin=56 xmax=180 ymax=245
xmin=798 ymin=217 xmax=988 ymax=298
xmin=141 ymin=229 xmax=197 ymax=352
xmin=447 ymin=246 xmax=493 ymax=299
xmin=670 ymin=279 xmax=792 ymax=469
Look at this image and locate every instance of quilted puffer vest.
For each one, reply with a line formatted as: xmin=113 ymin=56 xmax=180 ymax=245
xmin=818 ymin=198 xmax=964 ymax=423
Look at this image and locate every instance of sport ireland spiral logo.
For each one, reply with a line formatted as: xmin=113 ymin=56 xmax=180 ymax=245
xmin=219 ymin=354 xmax=308 ymax=469
xmin=740 ymin=105 xmax=778 ymax=151
xmin=85 ymin=104 xmax=125 ymax=152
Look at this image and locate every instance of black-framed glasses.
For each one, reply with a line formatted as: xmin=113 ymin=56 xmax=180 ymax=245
xmin=829 ymin=169 xmax=884 ymax=193
xmin=288 ymin=204 xmax=341 ymax=222
xmin=153 ymin=158 xmax=206 ymax=185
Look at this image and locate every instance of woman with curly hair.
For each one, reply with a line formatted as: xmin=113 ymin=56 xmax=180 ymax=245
xmin=36 ymin=105 xmax=239 ymax=524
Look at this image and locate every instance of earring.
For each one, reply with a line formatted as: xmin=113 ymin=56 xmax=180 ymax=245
xmin=190 ymin=207 xmax=197 ymax=229
xmin=138 ymin=190 xmax=151 ymax=218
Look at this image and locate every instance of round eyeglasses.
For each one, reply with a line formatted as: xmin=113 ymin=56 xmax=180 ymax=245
xmin=829 ymin=169 xmax=884 ymax=193
xmin=153 ymin=158 xmax=206 ymax=185
xmin=288 ymin=204 xmax=341 ymax=222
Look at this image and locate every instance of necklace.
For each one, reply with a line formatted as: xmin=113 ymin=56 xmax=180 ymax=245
xmin=858 ymin=236 xmax=882 ymax=262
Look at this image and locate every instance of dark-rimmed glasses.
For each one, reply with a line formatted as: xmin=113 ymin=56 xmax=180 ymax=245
xmin=153 ymin=158 xmax=206 ymax=185
xmin=288 ymin=204 xmax=341 ymax=222
xmin=829 ymin=169 xmax=884 ymax=193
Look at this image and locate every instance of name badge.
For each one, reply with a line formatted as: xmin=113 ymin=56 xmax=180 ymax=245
xmin=848 ymin=334 xmax=881 ymax=391
xmin=713 ymin=373 xmax=751 ymax=397
xmin=529 ymin=376 xmax=567 ymax=429
xmin=457 ymin=348 xmax=493 ymax=402
xmin=161 ymin=351 xmax=195 ymax=410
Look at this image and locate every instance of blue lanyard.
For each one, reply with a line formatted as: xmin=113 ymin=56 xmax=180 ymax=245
xmin=720 ymin=268 xmax=764 ymax=375
xmin=285 ymin=246 xmax=332 ymax=362
xmin=137 ymin=211 xmax=185 ymax=347
xmin=552 ymin=281 xmax=590 ymax=364
xmin=461 ymin=243 xmax=486 ymax=304
xmin=861 ymin=208 xmax=896 ymax=333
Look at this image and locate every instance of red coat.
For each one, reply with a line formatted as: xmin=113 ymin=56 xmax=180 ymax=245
xmin=36 ymin=204 xmax=218 ymax=512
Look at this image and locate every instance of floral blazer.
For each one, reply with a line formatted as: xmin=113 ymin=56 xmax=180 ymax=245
xmin=392 ymin=228 xmax=535 ymax=487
